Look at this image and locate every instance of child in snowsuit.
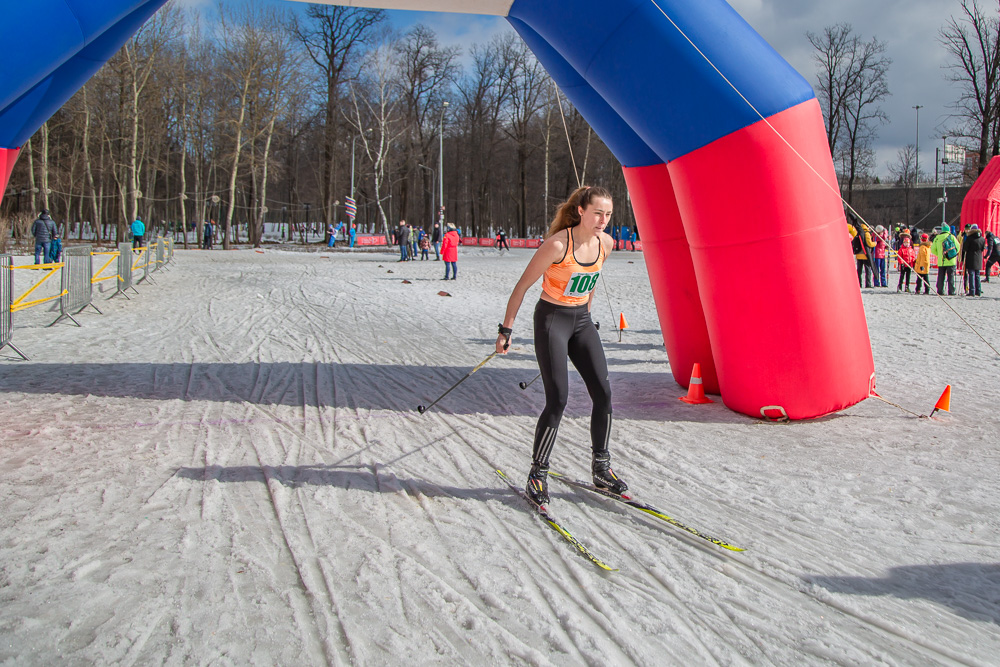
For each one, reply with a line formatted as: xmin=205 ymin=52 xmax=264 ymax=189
xmin=913 ymin=234 xmax=932 ymax=295
xmin=896 ymin=235 xmax=916 ymax=292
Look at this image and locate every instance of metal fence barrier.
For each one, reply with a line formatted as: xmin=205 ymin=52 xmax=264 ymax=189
xmin=0 ymin=254 xmax=27 ymax=360
xmin=52 ymin=245 xmax=101 ymax=326
xmin=155 ymin=236 xmax=165 ymax=271
xmin=134 ymin=243 xmax=153 ymax=285
xmin=113 ymin=241 xmax=136 ymax=298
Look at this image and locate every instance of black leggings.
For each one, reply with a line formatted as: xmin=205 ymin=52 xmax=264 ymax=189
xmin=531 ymin=299 xmax=612 ymax=466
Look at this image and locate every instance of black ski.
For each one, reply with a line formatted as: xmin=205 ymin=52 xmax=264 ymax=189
xmin=550 ymin=472 xmax=745 ymax=552
xmin=495 ymin=470 xmax=617 ymax=571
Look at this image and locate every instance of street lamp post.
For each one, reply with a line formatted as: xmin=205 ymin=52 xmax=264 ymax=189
xmin=940 ymin=136 xmax=948 ymax=228
xmin=438 ymin=102 xmax=448 ymax=225
xmin=416 ymin=163 xmax=435 ymax=225
xmin=912 ymin=105 xmax=922 ymax=185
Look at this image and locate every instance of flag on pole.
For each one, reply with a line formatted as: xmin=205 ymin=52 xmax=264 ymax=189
xmin=344 ymin=196 xmax=356 ymax=220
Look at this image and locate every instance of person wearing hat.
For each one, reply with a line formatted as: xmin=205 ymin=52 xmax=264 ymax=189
xmin=30 ymin=208 xmax=57 ymax=265
xmin=931 ymin=224 xmax=959 ymax=295
xmin=960 ymin=223 xmax=986 ymax=296
xmin=131 ymin=218 xmax=146 ymax=250
xmin=440 ymin=223 xmax=460 ymax=279
xmin=872 ymin=224 xmax=890 ymax=287
xmin=914 ymin=233 xmax=933 ymax=294
xmin=985 ymin=230 xmax=999 ymax=283
xmin=847 ymin=215 xmax=876 ymax=287
xmin=896 ymin=234 xmax=916 ymax=292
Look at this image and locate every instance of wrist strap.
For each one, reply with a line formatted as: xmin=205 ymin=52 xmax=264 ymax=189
xmin=498 ymin=324 xmax=512 ymax=336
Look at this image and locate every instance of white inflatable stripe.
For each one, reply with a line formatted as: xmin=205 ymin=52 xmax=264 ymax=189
xmin=286 ymin=0 xmax=515 ymax=16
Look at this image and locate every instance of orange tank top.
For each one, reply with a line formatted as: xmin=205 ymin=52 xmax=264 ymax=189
xmin=542 ymin=228 xmax=605 ymax=305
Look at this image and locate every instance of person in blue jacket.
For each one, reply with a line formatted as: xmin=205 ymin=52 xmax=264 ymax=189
xmin=131 ymin=218 xmax=146 ymax=250
xmin=47 ymin=229 xmax=62 ymax=263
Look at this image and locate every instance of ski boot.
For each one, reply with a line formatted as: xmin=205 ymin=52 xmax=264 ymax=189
xmin=592 ymin=453 xmax=628 ymax=495
xmin=525 ymin=463 xmax=550 ymax=506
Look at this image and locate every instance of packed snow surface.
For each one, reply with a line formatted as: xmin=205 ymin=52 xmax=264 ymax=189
xmin=2 ymin=247 xmax=999 ymax=665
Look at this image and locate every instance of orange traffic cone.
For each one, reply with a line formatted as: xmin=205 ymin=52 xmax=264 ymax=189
xmin=930 ymin=385 xmax=951 ymax=417
xmin=679 ymin=363 xmax=714 ymax=405
xmin=618 ymin=312 xmax=629 ymax=342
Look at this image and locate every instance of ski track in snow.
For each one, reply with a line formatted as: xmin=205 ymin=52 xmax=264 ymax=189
xmin=1 ymin=247 xmax=1000 ymax=665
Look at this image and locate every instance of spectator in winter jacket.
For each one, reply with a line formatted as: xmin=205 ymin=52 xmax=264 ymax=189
xmin=914 ymin=233 xmax=933 ymax=294
xmin=419 ymin=229 xmax=430 ymax=260
xmin=985 ymin=231 xmax=999 ymax=283
xmin=131 ymin=218 xmax=146 ymax=250
xmin=349 ymin=224 xmax=357 ymax=248
xmin=440 ymin=223 xmax=460 ymax=279
xmin=47 ymin=230 xmax=62 ymax=264
xmin=31 ymin=209 xmax=57 ymax=265
xmin=931 ymin=225 xmax=959 ymax=295
xmin=896 ymin=234 xmax=916 ymax=292
xmin=397 ymin=221 xmax=410 ymax=262
xmin=872 ymin=225 xmax=890 ymax=287
xmin=431 ymin=222 xmax=442 ymax=260
xmin=960 ymin=224 xmax=986 ymax=296
xmin=848 ymin=219 xmax=876 ymax=287
xmin=203 ymin=220 xmax=214 ymax=249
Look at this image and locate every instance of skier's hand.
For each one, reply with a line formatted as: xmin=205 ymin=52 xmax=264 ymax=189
xmin=496 ymin=324 xmax=512 ymax=354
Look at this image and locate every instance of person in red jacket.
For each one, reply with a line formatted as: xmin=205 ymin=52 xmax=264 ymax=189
xmin=440 ymin=223 xmax=460 ymax=280
xmin=896 ymin=234 xmax=917 ymax=292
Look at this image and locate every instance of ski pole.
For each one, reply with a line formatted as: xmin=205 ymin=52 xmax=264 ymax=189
xmin=417 ymin=327 xmax=510 ymax=414
xmin=519 ymin=321 xmax=597 ymax=389
xmin=519 ymin=373 xmax=541 ymax=390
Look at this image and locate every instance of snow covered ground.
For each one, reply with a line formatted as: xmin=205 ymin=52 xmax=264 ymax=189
xmin=1 ymin=246 xmax=999 ymax=665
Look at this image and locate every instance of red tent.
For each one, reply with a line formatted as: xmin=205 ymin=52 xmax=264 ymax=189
xmin=960 ymin=155 xmax=1000 ymax=234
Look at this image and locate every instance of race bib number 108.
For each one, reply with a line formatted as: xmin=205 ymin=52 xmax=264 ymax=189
xmin=563 ymin=271 xmax=600 ymax=298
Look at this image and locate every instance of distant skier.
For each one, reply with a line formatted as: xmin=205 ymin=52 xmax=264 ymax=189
xmin=496 ymin=229 xmax=511 ymax=253
xmin=495 ymin=185 xmax=625 ymax=506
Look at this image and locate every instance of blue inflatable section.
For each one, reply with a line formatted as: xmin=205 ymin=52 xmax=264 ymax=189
xmin=0 ymin=0 xmax=167 ymax=148
xmin=508 ymin=0 xmax=815 ymax=161
xmin=508 ymin=18 xmax=660 ymax=168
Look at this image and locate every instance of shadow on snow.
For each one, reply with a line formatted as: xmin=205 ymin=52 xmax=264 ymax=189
xmin=0 ymin=361 xmax=748 ymax=424
xmin=807 ymin=563 xmax=1000 ymax=625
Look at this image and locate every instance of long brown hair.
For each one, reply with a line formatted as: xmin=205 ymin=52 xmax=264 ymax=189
xmin=545 ymin=185 xmax=613 ymax=239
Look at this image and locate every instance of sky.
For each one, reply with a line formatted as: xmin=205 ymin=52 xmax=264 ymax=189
xmin=187 ymin=0 xmax=976 ymax=179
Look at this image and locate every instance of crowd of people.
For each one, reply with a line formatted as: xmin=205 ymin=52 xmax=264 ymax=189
xmin=849 ymin=216 xmax=998 ymax=297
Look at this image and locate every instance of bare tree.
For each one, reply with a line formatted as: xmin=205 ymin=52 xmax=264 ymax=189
xmin=396 ymin=24 xmax=460 ymax=229
xmin=501 ymin=39 xmax=548 ymax=237
xmin=217 ymin=1 xmax=291 ymax=249
xmin=347 ymin=41 xmax=405 ymax=241
xmin=456 ymin=33 xmax=515 ymax=236
xmin=888 ymin=144 xmax=918 ymax=223
xmin=940 ymin=0 xmax=1000 ymax=175
xmin=809 ymin=24 xmax=890 ymax=202
xmin=293 ymin=6 xmax=386 ymax=226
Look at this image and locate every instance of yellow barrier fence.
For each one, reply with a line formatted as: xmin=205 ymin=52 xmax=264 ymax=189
xmin=10 ymin=262 xmax=66 ymax=313
xmin=92 ymin=250 xmax=120 ymax=284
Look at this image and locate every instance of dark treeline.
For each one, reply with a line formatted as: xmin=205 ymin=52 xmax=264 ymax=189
xmin=0 ymin=2 xmax=633 ymax=248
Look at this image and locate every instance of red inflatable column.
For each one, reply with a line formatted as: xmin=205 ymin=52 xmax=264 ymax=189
xmin=0 ymin=148 xmax=19 ymax=209
xmin=668 ymin=99 xmax=874 ymax=420
xmin=623 ymin=163 xmax=719 ymax=394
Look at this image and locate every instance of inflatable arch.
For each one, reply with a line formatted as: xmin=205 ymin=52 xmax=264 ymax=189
xmin=0 ymin=0 xmax=876 ymax=420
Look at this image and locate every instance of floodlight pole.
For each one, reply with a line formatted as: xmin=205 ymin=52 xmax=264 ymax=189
xmin=438 ymin=102 xmax=448 ymax=224
xmin=941 ymin=136 xmax=948 ymax=227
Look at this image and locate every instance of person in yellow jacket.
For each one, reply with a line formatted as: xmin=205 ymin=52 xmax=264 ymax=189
xmin=913 ymin=233 xmax=933 ymax=294
xmin=848 ymin=217 xmax=876 ymax=287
